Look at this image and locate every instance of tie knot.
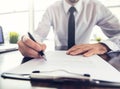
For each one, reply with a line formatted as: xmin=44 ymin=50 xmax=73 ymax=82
xmin=69 ymin=7 xmax=76 ymax=14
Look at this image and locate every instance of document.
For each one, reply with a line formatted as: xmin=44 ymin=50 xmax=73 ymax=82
xmin=2 ymin=51 xmax=120 ymax=83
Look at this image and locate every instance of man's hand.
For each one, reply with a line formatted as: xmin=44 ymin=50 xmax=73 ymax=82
xmin=66 ymin=43 xmax=109 ymax=57
xmin=17 ymin=35 xmax=46 ymax=58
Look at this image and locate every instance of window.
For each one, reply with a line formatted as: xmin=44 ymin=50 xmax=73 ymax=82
xmin=0 ymin=0 xmax=29 ymax=42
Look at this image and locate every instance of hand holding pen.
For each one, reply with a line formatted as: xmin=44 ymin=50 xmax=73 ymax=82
xmin=18 ymin=32 xmax=47 ymax=62
xmin=27 ymin=32 xmax=47 ymax=61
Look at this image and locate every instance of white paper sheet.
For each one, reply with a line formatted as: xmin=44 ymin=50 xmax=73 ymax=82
xmin=5 ymin=51 xmax=120 ymax=82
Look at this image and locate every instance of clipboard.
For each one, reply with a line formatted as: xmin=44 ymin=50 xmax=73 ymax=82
xmin=2 ymin=70 xmax=120 ymax=88
xmin=1 ymin=51 xmax=120 ymax=88
xmin=30 ymin=71 xmax=120 ymax=88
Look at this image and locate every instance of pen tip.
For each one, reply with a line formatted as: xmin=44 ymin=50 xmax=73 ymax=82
xmin=43 ymin=56 xmax=47 ymax=61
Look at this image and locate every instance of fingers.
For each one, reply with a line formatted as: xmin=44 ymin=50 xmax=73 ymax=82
xmin=22 ymin=35 xmax=45 ymax=51
xmin=17 ymin=40 xmax=39 ymax=58
xmin=82 ymin=49 xmax=96 ymax=57
xmin=66 ymin=43 xmax=108 ymax=57
xmin=17 ymin=35 xmax=46 ymax=58
xmin=67 ymin=44 xmax=91 ymax=56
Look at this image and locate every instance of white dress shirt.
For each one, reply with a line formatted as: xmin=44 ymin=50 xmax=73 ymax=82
xmin=34 ymin=0 xmax=120 ymax=51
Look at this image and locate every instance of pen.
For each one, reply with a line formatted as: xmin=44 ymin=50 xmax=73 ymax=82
xmin=28 ymin=32 xmax=47 ymax=61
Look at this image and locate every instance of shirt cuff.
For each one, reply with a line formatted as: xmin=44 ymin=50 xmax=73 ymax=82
xmin=101 ymin=40 xmax=120 ymax=52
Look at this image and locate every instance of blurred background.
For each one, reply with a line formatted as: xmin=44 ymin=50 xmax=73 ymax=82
xmin=0 ymin=0 xmax=120 ymax=50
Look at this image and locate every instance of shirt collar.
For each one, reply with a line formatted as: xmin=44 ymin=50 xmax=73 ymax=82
xmin=63 ymin=0 xmax=82 ymax=14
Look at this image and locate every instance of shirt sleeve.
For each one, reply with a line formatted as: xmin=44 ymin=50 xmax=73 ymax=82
xmin=33 ymin=7 xmax=53 ymax=43
xmin=96 ymin=3 xmax=120 ymax=52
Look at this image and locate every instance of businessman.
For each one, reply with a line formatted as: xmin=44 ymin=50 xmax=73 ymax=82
xmin=18 ymin=0 xmax=120 ymax=58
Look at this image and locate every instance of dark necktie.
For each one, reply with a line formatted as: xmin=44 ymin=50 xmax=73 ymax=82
xmin=68 ymin=7 xmax=76 ymax=49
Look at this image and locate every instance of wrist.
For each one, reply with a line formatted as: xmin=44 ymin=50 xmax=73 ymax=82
xmin=99 ymin=42 xmax=111 ymax=52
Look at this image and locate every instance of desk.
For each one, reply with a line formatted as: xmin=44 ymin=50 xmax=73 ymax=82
xmin=0 ymin=51 xmax=120 ymax=89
